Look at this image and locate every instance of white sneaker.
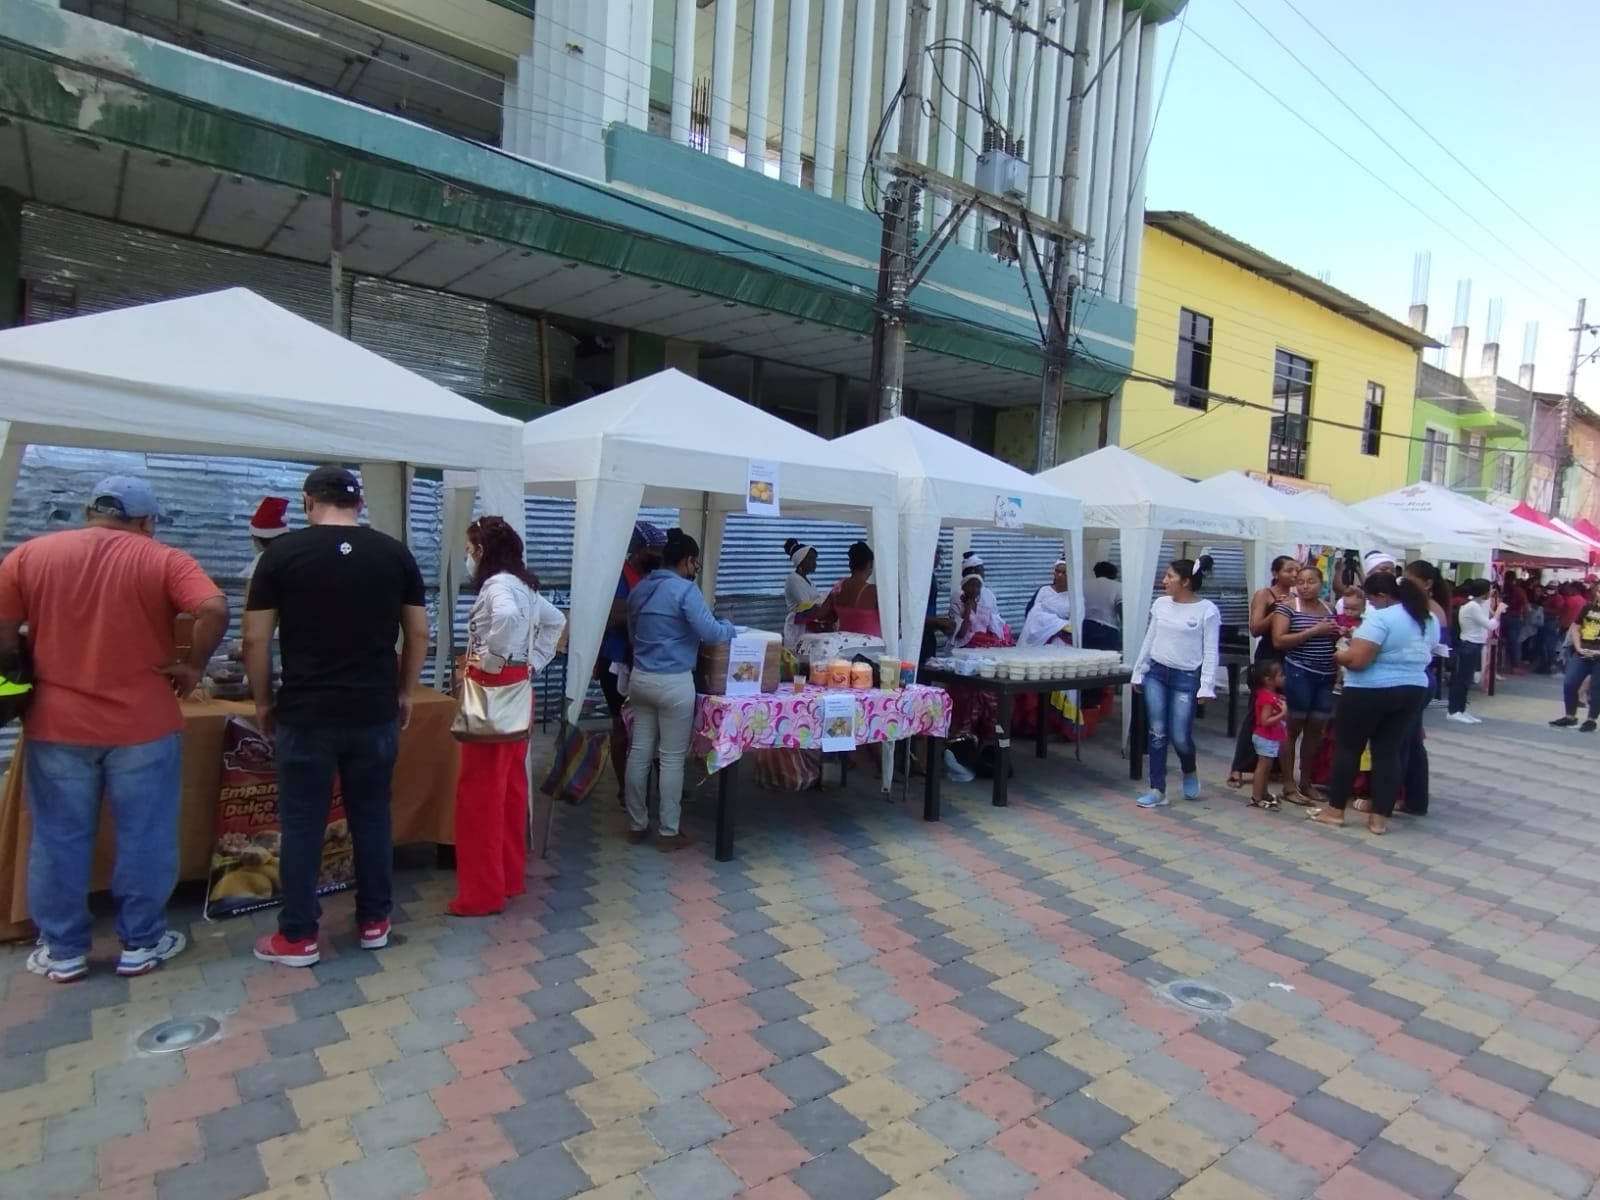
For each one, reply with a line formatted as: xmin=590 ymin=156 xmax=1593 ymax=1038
xmin=1463 ymin=713 xmax=1483 ymax=724
xmin=943 ymin=749 xmax=976 ymax=783
xmin=117 ymin=930 xmax=187 ymax=977
xmin=1445 ymin=712 xmax=1474 ymax=724
xmin=26 ymin=945 xmax=88 ymax=983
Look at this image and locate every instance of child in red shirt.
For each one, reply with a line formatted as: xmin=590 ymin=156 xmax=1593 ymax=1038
xmin=1250 ymin=659 xmax=1288 ymax=811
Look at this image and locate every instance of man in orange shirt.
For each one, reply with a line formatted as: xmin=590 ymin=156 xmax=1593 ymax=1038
xmin=0 ymin=476 xmax=227 ymax=983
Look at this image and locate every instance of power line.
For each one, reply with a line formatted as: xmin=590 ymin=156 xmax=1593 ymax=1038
xmin=1272 ymin=0 xmax=1600 ymax=289
xmin=1182 ymin=23 xmax=1575 ymax=309
xmin=1227 ymin=0 xmax=1581 ymax=301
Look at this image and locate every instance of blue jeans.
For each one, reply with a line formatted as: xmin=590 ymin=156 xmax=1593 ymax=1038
xmin=275 ymin=720 xmax=399 ymax=941
xmin=1284 ymin=662 xmax=1336 ymax=720
xmin=1142 ymin=662 xmax=1200 ymax=794
xmin=1563 ymin=654 xmax=1600 ymax=720
xmin=1537 ymin=622 xmax=1562 ymax=673
xmin=25 ymin=733 xmax=182 ymax=959
xmin=1502 ymin=614 xmax=1523 ymax=669
xmin=1448 ymin=642 xmax=1483 ymax=714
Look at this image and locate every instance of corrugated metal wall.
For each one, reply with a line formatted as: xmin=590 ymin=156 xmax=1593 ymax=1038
xmin=20 ymin=206 xmax=550 ymax=419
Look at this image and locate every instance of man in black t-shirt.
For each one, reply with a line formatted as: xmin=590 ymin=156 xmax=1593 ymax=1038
xmin=243 ymin=465 xmax=428 ymax=967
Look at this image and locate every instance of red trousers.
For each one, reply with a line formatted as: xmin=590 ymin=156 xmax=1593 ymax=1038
xmin=450 ymin=668 xmax=531 ymax=915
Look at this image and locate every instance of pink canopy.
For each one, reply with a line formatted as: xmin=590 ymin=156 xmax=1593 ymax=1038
xmin=1511 ymin=503 xmax=1600 ymax=566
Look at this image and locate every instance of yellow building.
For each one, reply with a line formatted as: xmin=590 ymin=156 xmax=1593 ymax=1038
xmin=1118 ymin=213 xmax=1433 ymax=501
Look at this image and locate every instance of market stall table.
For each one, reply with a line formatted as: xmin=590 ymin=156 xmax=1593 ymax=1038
xmin=694 ymin=684 xmax=952 ymax=861
xmin=917 ymin=667 xmax=1133 ymax=808
xmin=0 ymin=687 xmax=458 ymax=941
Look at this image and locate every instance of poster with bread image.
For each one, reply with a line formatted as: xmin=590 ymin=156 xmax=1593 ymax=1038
xmin=205 ymin=716 xmax=354 ymax=918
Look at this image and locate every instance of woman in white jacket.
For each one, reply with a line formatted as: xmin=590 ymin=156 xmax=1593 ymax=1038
xmin=449 ymin=516 xmax=565 ymax=916
xmin=1130 ymin=557 xmax=1220 ymax=809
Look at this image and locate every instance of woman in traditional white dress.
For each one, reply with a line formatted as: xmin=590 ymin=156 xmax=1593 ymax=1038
xmin=1014 ymin=561 xmax=1095 ymax=744
xmin=1019 ymin=561 xmax=1073 ymax=647
xmin=781 ymin=538 xmax=820 ymax=652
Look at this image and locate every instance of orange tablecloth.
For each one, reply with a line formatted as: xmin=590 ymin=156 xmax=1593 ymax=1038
xmin=0 ymin=688 xmax=459 ymax=940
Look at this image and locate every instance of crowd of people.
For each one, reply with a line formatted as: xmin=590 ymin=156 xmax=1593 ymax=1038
xmin=1129 ymin=544 xmax=1600 ymax=831
xmin=6 ymin=466 xmax=1596 ymax=982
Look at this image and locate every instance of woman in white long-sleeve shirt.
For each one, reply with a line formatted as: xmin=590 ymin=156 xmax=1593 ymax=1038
xmin=1448 ymin=579 xmax=1500 ymax=724
xmin=1130 ymin=556 xmax=1221 ymax=809
xmin=449 ymin=516 xmax=565 ymax=916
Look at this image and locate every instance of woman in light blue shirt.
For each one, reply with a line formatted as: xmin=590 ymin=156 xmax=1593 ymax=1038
xmin=623 ymin=528 xmax=736 ymax=851
xmin=1310 ymin=572 xmax=1437 ymax=836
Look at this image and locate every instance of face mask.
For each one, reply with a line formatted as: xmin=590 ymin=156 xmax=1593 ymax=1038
xmin=464 ymin=554 xmax=479 ymax=578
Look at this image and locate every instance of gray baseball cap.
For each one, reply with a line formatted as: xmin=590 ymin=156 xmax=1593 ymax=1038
xmin=89 ymin=475 xmax=163 ymax=519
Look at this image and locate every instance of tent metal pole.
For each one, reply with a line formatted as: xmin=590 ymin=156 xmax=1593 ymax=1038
xmin=329 ymin=171 xmax=345 ymax=336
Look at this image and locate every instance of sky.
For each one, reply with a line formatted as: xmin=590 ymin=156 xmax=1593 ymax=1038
xmin=1143 ymin=0 xmax=1600 ymax=404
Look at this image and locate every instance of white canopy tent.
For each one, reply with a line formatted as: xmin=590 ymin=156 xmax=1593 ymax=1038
xmin=1194 ymin=472 xmax=1365 ymax=551
xmin=1355 ymin=483 xmax=1584 ymax=564
xmin=0 ymin=289 xmax=527 ymax=677
xmin=1039 ymin=446 xmax=1262 ymax=747
xmin=831 ymin=417 xmax=1087 ymax=670
xmin=500 ymin=370 xmax=902 ymax=724
xmin=1274 ymin=486 xmax=1417 ymax=557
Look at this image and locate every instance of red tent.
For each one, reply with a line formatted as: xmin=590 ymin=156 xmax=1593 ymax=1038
xmin=1510 ymin=503 xmax=1600 ymax=565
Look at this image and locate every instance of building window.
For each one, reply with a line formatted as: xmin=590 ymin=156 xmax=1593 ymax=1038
xmin=1175 ymin=309 xmax=1213 ymax=410
xmin=1362 ymin=382 xmax=1384 ymax=456
xmin=1421 ymin=427 xmax=1450 ymax=484
xmin=1455 ymin=432 xmax=1485 ymax=489
xmin=1268 ymin=349 xmax=1314 ymax=477
xmin=1493 ymin=452 xmax=1515 ymax=494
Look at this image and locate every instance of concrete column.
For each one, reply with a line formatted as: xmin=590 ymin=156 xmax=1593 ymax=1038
xmin=528 ymin=0 xmax=651 ymax=178
xmin=670 ymin=0 xmax=698 ymax=145
xmin=930 ymin=0 xmax=962 ymax=234
xmin=0 ymin=189 xmax=21 ymax=330
xmin=747 ymin=0 xmax=776 ymax=170
xmin=1071 ymin=0 xmax=1104 ymax=237
xmin=780 ymin=0 xmax=812 ymax=185
xmin=1120 ymin=22 xmax=1157 ymax=304
xmin=814 ymin=0 xmax=846 ymax=199
xmin=710 ymin=0 xmax=738 ymax=157
xmin=1105 ymin=15 xmax=1140 ymax=301
xmin=1087 ymin=3 xmax=1121 ymax=289
xmin=664 ymin=339 xmax=698 ymax=373
xmin=360 ymin=463 xmax=409 ymax=541
xmin=960 ymin=5 xmax=992 ymax=248
xmin=844 ymin=0 xmax=878 ymax=208
xmin=815 ymin=375 xmax=847 ymax=435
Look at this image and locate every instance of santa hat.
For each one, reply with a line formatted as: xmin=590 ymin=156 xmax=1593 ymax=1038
xmin=249 ymin=497 xmax=290 ymax=540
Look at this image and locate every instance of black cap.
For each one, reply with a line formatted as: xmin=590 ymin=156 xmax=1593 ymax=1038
xmin=303 ymin=465 xmax=361 ymax=503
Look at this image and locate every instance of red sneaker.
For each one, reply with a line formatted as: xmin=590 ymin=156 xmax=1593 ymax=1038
xmin=358 ymin=918 xmax=391 ymax=950
xmin=253 ymin=932 xmax=320 ymax=967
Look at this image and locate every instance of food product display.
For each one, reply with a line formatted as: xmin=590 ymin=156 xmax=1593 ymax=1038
xmin=798 ymin=632 xmax=885 ymax=664
xmin=850 ymin=662 xmax=874 ymax=690
xmin=923 ymin=646 xmax=1125 ymax=681
xmin=827 ymin=659 xmax=851 ymax=689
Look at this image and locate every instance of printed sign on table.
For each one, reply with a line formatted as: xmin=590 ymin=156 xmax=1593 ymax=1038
xmin=746 ymin=459 xmax=780 ymax=516
xmin=820 ymin=692 xmax=859 ymax=752
xmin=204 ymin=716 xmax=352 ymax=919
xmin=724 ymin=635 xmax=768 ymax=696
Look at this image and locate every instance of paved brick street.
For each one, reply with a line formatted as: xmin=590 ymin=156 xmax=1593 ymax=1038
xmin=2 ymin=674 xmax=1598 ymax=1200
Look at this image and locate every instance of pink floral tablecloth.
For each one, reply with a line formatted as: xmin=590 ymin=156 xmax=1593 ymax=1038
xmin=693 ymin=685 xmax=952 ymax=774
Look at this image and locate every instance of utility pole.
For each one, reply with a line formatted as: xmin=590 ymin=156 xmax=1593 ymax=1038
xmin=329 ymin=170 xmax=345 ymax=336
xmin=1034 ymin=0 xmax=1094 ymax=472
xmin=870 ymin=0 xmax=930 ymax=423
xmin=1553 ymin=297 xmax=1593 ymax=518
